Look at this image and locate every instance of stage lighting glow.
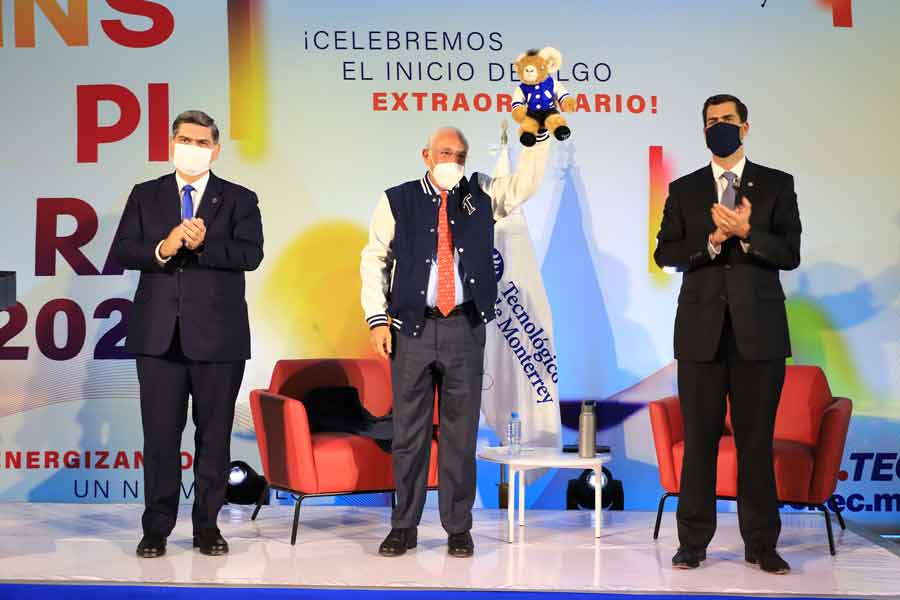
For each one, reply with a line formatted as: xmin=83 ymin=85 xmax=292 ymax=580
xmin=567 ymin=467 xmax=623 ymax=510
xmin=226 ymin=460 xmax=267 ymax=505
xmin=584 ymin=470 xmax=608 ymax=490
xmin=229 ymin=464 xmax=248 ymax=486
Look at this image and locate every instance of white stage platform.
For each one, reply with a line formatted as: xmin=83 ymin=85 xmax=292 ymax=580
xmin=0 ymin=503 xmax=897 ymax=597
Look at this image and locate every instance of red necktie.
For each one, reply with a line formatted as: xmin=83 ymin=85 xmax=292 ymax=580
xmin=436 ymin=190 xmax=455 ymax=316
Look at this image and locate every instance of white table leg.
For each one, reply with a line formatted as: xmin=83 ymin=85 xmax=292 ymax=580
xmin=518 ymin=467 xmax=525 ymax=526
xmin=507 ymin=468 xmax=515 ymax=543
xmin=594 ymin=466 xmax=602 ymax=538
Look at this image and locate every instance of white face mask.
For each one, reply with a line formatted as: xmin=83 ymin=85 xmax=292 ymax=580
xmin=173 ymin=143 xmax=213 ymax=177
xmin=431 ymin=161 xmax=465 ymax=190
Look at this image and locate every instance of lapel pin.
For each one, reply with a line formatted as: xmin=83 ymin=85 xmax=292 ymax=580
xmin=462 ymin=193 xmax=475 ymax=216
xmin=211 ymin=197 xmax=219 ymax=204
xmin=747 ymin=181 xmax=754 ymax=188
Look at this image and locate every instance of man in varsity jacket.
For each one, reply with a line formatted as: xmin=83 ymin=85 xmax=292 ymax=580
xmin=360 ymin=126 xmax=551 ymax=557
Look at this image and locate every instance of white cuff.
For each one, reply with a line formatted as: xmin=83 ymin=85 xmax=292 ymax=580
xmin=155 ymin=240 xmax=171 ymax=265
xmin=366 ymin=314 xmax=389 ymax=329
xmin=740 ymin=240 xmax=751 ymax=253
xmin=707 ymin=239 xmax=722 ymax=259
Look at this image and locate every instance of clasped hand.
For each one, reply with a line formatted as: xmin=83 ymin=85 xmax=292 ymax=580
xmin=160 ymin=218 xmax=206 ymax=257
xmin=710 ymin=198 xmax=751 ymax=245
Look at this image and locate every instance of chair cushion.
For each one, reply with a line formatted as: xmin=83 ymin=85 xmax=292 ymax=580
xmin=311 ymin=433 xmax=393 ymax=493
xmin=672 ymin=438 xmax=738 ymax=498
xmin=310 ymin=432 xmax=438 ymax=494
xmin=671 ymin=436 xmax=814 ymax=501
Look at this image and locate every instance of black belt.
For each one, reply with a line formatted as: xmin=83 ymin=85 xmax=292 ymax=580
xmin=424 ymin=301 xmax=475 ymax=319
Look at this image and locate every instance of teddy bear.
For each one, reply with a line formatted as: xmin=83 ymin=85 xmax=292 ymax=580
xmin=511 ymin=47 xmax=576 ymax=146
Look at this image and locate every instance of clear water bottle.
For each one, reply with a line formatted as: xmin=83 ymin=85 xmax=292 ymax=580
xmin=506 ymin=411 xmax=522 ymax=455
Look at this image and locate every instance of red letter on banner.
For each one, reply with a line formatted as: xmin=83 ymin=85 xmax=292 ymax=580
xmin=35 ymin=197 xmax=100 ymax=276
xmin=77 ymin=84 xmax=141 ymax=163
xmin=76 ymin=83 xmax=169 ymax=163
xmin=101 ymin=0 xmax=175 ymax=48
xmin=147 ymin=82 xmax=169 ymax=161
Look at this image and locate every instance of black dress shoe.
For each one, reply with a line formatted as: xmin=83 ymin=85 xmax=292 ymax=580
xmin=136 ymin=535 xmax=166 ymax=558
xmin=746 ymin=548 xmax=790 ymax=574
xmin=672 ymin=546 xmax=706 ymax=569
xmin=193 ymin=530 xmax=229 ymax=556
xmin=378 ymin=527 xmax=417 ymax=557
xmin=448 ymin=531 xmax=474 ymax=558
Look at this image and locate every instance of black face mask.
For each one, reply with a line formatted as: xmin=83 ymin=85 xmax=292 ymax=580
xmin=705 ymin=122 xmax=743 ymax=157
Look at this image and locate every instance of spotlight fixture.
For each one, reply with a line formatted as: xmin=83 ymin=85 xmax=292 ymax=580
xmin=566 ymin=467 xmax=624 ymax=510
xmin=225 ymin=460 xmax=268 ymax=505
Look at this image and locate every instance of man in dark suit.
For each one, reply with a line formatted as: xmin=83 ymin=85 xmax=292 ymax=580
xmin=113 ymin=110 xmax=263 ymax=558
xmin=654 ymin=95 xmax=801 ymax=574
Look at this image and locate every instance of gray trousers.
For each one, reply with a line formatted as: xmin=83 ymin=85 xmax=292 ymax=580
xmin=389 ymin=311 xmax=485 ymax=534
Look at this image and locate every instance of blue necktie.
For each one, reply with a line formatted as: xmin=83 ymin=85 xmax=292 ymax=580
xmin=181 ymin=184 xmax=194 ymax=220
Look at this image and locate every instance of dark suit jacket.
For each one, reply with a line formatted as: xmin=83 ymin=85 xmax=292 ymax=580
xmin=654 ymin=160 xmax=801 ymax=361
xmin=113 ymin=172 xmax=264 ymax=362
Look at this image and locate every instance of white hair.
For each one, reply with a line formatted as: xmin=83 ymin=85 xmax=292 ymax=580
xmin=425 ymin=126 xmax=469 ymax=152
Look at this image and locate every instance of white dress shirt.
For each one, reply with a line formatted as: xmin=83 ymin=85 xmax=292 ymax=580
xmin=155 ymin=171 xmax=210 ymax=264
xmin=360 ymin=139 xmax=551 ymax=327
xmin=708 ymin=157 xmax=751 ymax=257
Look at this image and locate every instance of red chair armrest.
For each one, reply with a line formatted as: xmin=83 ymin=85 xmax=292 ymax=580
xmin=808 ymin=397 xmax=852 ymax=503
xmin=649 ymin=395 xmax=683 ymax=493
xmin=249 ymin=389 xmax=318 ymax=494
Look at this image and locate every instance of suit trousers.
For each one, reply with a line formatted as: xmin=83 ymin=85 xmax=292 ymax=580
xmin=676 ymin=310 xmax=785 ymax=552
xmin=136 ymin=322 xmax=245 ymax=538
xmin=389 ymin=310 xmax=485 ymax=534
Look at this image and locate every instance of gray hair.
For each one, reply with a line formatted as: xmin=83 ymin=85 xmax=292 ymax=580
xmin=172 ymin=110 xmax=220 ymax=144
xmin=425 ymin=126 xmax=469 ymax=152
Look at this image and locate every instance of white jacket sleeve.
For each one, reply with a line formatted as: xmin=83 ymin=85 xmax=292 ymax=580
xmin=360 ymin=192 xmax=395 ymax=328
xmin=478 ymin=139 xmax=551 ymax=220
xmin=512 ymin=86 xmax=526 ymax=111
xmin=554 ymin=79 xmax=571 ymax=104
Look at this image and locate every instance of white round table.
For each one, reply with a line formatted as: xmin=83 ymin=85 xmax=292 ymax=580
xmin=478 ymin=446 xmax=611 ymax=543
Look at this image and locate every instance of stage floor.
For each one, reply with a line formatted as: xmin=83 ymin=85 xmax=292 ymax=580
xmin=0 ymin=503 xmax=896 ymax=598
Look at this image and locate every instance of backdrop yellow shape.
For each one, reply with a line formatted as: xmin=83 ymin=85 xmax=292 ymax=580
xmin=260 ymin=222 xmax=373 ymax=358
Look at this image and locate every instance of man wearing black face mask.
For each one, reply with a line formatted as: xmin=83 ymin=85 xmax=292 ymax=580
xmin=654 ymin=95 xmax=801 ymax=574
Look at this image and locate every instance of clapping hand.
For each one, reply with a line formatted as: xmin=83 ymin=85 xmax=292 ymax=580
xmin=182 ymin=218 xmax=206 ymax=250
xmin=711 ymin=197 xmax=752 ymax=240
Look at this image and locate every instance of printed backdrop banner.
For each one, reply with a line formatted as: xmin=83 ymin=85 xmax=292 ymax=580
xmin=0 ymin=1 xmax=898 ymax=530
xmin=482 ymin=136 xmax=562 ymax=480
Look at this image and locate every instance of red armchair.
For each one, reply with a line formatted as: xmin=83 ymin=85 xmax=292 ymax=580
xmin=249 ymin=358 xmax=439 ymax=544
xmin=649 ymin=365 xmax=852 ymax=554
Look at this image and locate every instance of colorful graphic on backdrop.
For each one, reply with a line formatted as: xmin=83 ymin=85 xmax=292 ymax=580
xmin=0 ymin=1 xmax=896 ymax=529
